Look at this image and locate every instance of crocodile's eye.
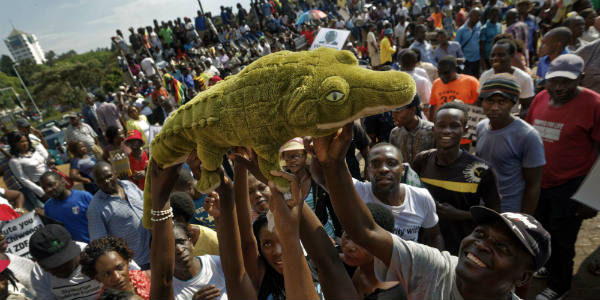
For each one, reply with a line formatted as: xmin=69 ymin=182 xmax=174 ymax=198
xmin=326 ymin=91 xmax=345 ymax=102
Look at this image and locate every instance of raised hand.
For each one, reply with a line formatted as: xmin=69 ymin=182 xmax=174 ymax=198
xmin=203 ymin=192 xmax=221 ymax=219
xmin=268 ymin=170 xmax=304 ymax=238
xmin=312 ymin=123 xmax=353 ymax=167
xmin=229 ymin=146 xmax=267 ymax=183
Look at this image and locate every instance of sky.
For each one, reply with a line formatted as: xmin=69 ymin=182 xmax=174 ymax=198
xmin=1 ymin=0 xmax=252 ymax=58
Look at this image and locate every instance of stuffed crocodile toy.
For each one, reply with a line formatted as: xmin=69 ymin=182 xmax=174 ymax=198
xmin=143 ymin=47 xmax=415 ymax=228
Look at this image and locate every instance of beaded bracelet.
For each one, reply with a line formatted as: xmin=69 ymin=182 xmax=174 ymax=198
xmin=151 ymin=211 xmax=174 ymax=222
xmin=151 ymin=207 xmax=173 ymax=216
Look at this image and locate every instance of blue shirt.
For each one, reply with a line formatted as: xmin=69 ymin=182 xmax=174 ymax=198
xmin=455 ymin=22 xmax=481 ymax=62
xmin=524 ymin=14 xmax=539 ymax=53
xmin=536 ymin=49 xmax=570 ymax=80
xmin=195 ymin=16 xmax=206 ymax=31
xmin=192 ymin=194 xmax=216 ymax=230
xmin=479 ymin=21 xmax=502 ymax=59
xmin=45 ymin=190 xmax=92 ymax=242
xmin=476 ymin=118 xmax=546 ymax=212
xmin=434 ymin=41 xmax=464 ymax=64
xmin=409 ymin=40 xmax=436 ymax=65
xmin=87 ymin=180 xmax=151 ymax=267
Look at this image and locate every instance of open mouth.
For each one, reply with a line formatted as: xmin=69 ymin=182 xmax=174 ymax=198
xmin=317 ymin=104 xmax=406 ymax=130
xmin=466 ymin=252 xmax=488 ymax=268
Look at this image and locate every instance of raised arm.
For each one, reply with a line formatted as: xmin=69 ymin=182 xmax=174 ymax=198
xmin=295 ymin=186 xmax=359 ymax=299
xmin=205 ymin=174 xmax=257 ymax=299
xmin=267 ymin=171 xmax=319 ymax=300
xmin=231 ymin=152 xmax=264 ymax=289
xmin=313 ymin=124 xmax=394 ymax=266
xmin=149 ymin=160 xmax=180 ymax=300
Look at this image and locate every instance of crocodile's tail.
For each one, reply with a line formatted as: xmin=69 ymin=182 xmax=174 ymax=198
xmin=142 ymin=158 xmax=153 ymax=229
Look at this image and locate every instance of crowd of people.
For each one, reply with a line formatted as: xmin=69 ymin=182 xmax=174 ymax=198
xmin=0 ymin=0 xmax=599 ymax=299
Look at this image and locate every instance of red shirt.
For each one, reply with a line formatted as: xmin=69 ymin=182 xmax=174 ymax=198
xmin=455 ymin=9 xmax=466 ymax=27
xmin=526 ymin=88 xmax=600 ymax=188
xmin=129 ymin=151 xmax=148 ymax=190
xmin=301 ymin=30 xmax=315 ymax=45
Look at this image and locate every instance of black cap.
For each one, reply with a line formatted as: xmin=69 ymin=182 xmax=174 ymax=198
xmin=470 ymin=206 xmax=551 ymax=271
xmin=29 ymin=224 xmax=81 ymax=269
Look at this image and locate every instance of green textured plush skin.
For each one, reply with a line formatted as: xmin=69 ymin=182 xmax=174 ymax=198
xmin=142 ymin=47 xmax=415 ymax=228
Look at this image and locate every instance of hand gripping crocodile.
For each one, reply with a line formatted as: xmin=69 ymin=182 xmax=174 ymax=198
xmin=142 ymin=47 xmax=415 ymax=228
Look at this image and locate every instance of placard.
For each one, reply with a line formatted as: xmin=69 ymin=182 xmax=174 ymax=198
xmin=310 ymin=28 xmax=351 ymax=50
xmin=465 ymin=104 xmax=486 ymax=141
xmin=1 ymin=212 xmax=44 ymax=258
xmin=572 ymin=159 xmax=600 ymax=211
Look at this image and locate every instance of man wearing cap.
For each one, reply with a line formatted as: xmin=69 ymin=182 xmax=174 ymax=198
xmin=16 ymin=119 xmax=47 ymax=150
xmin=379 ymin=28 xmax=396 ymax=66
xmin=476 ymin=74 xmax=545 ymax=215
xmin=479 ymin=39 xmax=535 ymax=118
xmin=65 ymin=113 xmax=100 ymax=157
xmin=526 ymin=54 xmax=600 ymax=300
xmin=310 ymin=126 xmax=550 ymax=299
xmin=87 ymin=161 xmax=152 ymax=269
xmin=409 ymin=25 xmax=435 ymax=65
xmin=124 ymin=130 xmax=148 ymax=190
xmin=29 ymin=224 xmax=103 ymax=300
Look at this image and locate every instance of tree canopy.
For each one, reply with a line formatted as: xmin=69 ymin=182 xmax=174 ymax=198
xmin=0 ymin=49 xmax=122 ymax=112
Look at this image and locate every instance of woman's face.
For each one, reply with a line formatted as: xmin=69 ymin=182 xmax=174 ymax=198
xmin=127 ymin=107 xmax=140 ymax=120
xmin=258 ymin=226 xmax=283 ymax=274
xmin=94 ymin=251 xmax=133 ymax=292
xmin=248 ymin=176 xmax=271 ymax=214
xmin=341 ymin=232 xmax=373 ymax=267
xmin=76 ymin=142 xmax=87 ymax=156
xmin=281 ymin=149 xmax=306 ymax=174
xmin=112 ymin=130 xmax=125 ymax=146
xmin=16 ymin=136 xmax=29 ymax=153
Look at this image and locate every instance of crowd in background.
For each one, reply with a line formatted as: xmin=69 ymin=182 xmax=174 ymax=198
xmin=0 ymin=0 xmax=599 ymax=299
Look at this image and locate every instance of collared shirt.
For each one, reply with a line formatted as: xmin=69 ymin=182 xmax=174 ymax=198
xmin=455 ymin=22 xmax=481 ymax=62
xmin=87 ymin=180 xmax=151 ymax=267
xmin=480 ymin=21 xmax=502 ymax=59
xmin=65 ymin=123 xmax=97 ymax=151
xmin=389 ymin=118 xmax=436 ymax=164
xmin=409 ymin=40 xmax=436 ymax=65
xmin=433 ymin=41 xmax=464 ymax=64
xmin=536 ymin=49 xmax=569 ymax=80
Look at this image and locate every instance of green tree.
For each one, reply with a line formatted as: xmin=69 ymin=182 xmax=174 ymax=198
xmin=0 ymin=55 xmax=15 ymax=76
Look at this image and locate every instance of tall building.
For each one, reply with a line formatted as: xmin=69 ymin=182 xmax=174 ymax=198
xmin=4 ymin=28 xmax=46 ymax=64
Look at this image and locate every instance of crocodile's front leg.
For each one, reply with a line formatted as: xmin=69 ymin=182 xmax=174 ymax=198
xmin=196 ymin=144 xmax=228 ymax=193
xmin=255 ymin=148 xmax=290 ymax=192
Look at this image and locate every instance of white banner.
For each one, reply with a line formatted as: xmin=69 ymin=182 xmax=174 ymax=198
xmin=1 ymin=212 xmax=44 ymax=258
xmin=465 ymin=104 xmax=486 ymax=141
xmin=310 ymin=28 xmax=351 ymax=51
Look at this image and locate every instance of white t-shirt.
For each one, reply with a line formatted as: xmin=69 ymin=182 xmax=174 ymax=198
xmin=173 ymin=255 xmax=228 ymax=300
xmin=7 ymin=253 xmax=35 ymax=294
xmin=353 ymin=179 xmax=438 ymax=241
xmin=479 ymin=67 xmax=535 ymax=99
xmin=375 ymin=234 xmax=520 ymax=300
xmin=405 ymin=70 xmax=432 ymax=105
xmin=140 ymin=57 xmax=156 ymax=77
xmin=30 ymin=242 xmax=103 ymax=300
